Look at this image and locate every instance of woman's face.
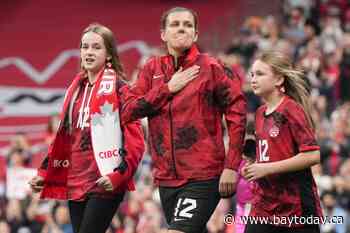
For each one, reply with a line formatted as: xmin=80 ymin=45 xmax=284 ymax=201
xmin=80 ymin=31 xmax=108 ymax=74
xmin=161 ymin=11 xmax=198 ymax=54
xmin=250 ymin=59 xmax=282 ymax=98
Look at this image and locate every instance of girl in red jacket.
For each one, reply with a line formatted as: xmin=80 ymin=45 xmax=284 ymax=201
xmin=29 ymin=23 xmax=144 ymax=233
xmin=243 ymin=51 xmax=322 ymax=233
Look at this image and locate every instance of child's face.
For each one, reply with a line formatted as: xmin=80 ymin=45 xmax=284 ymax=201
xmin=250 ymin=59 xmax=283 ymax=98
xmin=80 ymin=31 xmax=108 ymax=74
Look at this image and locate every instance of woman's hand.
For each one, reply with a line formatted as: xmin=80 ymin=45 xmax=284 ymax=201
xmin=96 ymin=176 xmax=114 ymax=192
xmin=168 ymin=65 xmax=200 ymax=93
xmin=219 ymin=169 xmax=238 ymax=198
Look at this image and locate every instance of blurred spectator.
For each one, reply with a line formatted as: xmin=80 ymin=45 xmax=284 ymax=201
xmin=320 ymin=7 xmax=343 ymax=54
xmin=283 ymin=6 xmax=306 ymax=43
xmin=6 ymin=199 xmax=28 ymax=233
xmin=225 ymin=16 xmax=263 ymax=67
xmin=294 ymin=18 xmax=320 ymax=62
xmin=320 ymin=190 xmax=348 ymax=233
xmin=136 ymin=200 xmax=162 ymax=233
xmin=339 ymin=33 xmax=350 ymax=103
xmin=344 ymin=9 xmax=350 ymax=32
xmin=319 ymin=51 xmax=341 ymax=111
xmin=297 ymin=37 xmax=322 ymax=88
xmin=7 ymin=149 xmax=28 ymax=168
xmin=40 ymin=203 xmax=73 ymax=233
xmin=284 ymin=0 xmax=315 ymax=18
xmin=25 ymin=193 xmax=53 ymax=233
xmin=312 ymin=164 xmax=334 ymax=193
xmin=7 ymin=133 xmax=31 ymax=163
xmin=45 ymin=114 xmax=60 ymax=146
xmin=0 ymin=220 xmax=11 ymax=233
xmin=258 ymin=16 xmax=281 ymax=51
xmin=29 ymin=114 xmax=60 ymax=169
xmin=334 ymin=159 xmax=350 ymax=211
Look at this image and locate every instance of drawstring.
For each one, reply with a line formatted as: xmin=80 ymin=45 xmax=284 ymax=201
xmin=77 ymin=82 xmax=94 ymax=129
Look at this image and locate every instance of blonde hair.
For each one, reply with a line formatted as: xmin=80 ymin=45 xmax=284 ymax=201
xmin=257 ymin=51 xmax=315 ymax=128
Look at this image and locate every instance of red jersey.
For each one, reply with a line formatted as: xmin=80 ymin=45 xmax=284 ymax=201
xmin=251 ymin=96 xmax=322 ymax=225
xmin=68 ymin=79 xmax=97 ymax=200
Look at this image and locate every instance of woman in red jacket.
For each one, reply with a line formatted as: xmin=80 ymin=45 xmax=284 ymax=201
xmin=121 ymin=7 xmax=247 ymax=233
xmin=29 ymin=23 xmax=145 ymax=233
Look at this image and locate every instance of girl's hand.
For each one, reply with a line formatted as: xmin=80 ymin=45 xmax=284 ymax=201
xmin=28 ymin=176 xmax=44 ymax=193
xmin=96 ymin=176 xmax=114 ymax=192
xmin=244 ymin=163 xmax=273 ymax=181
xmin=240 ymin=160 xmax=254 ymax=177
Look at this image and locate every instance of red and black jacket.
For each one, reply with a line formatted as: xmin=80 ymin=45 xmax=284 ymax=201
xmin=121 ymin=45 xmax=247 ymax=186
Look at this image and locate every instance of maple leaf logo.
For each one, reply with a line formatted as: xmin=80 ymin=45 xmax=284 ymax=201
xmin=91 ymin=103 xmax=119 ymax=127
xmin=90 ymin=102 xmax=123 ymax=176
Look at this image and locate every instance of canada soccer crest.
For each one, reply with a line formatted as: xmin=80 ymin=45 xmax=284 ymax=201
xmin=269 ymin=125 xmax=279 ymax=137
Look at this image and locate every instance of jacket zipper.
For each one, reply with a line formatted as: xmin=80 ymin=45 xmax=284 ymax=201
xmin=168 ymin=101 xmax=178 ymax=179
xmin=168 ymin=55 xmax=180 ymax=179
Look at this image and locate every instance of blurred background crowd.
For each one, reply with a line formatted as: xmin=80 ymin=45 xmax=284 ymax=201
xmin=0 ymin=0 xmax=350 ymax=232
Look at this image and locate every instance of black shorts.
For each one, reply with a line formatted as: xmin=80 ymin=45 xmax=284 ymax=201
xmin=244 ymin=222 xmax=320 ymax=233
xmin=159 ymin=178 xmax=221 ymax=233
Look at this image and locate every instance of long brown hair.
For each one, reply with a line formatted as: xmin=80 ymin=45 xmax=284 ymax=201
xmin=80 ymin=23 xmax=125 ymax=79
xmin=257 ymin=51 xmax=315 ymax=128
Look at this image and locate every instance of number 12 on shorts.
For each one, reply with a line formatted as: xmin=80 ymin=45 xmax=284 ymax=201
xmin=174 ymin=198 xmax=197 ymax=218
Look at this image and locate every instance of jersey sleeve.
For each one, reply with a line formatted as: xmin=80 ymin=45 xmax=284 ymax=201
xmin=287 ymin=104 xmax=319 ymax=153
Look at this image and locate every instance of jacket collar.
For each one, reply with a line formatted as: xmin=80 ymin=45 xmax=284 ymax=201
xmin=165 ymin=44 xmax=200 ymax=69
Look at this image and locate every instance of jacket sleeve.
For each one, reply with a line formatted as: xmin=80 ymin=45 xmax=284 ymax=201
xmin=107 ymin=84 xmax=145 ymax=190
xmin=212 ymin=63 xmax=247 ymax=171
xmin=38 ymin=156 xmax=48 ymax=178
xmin=121 ymin=59 xmax=173 ymax=124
